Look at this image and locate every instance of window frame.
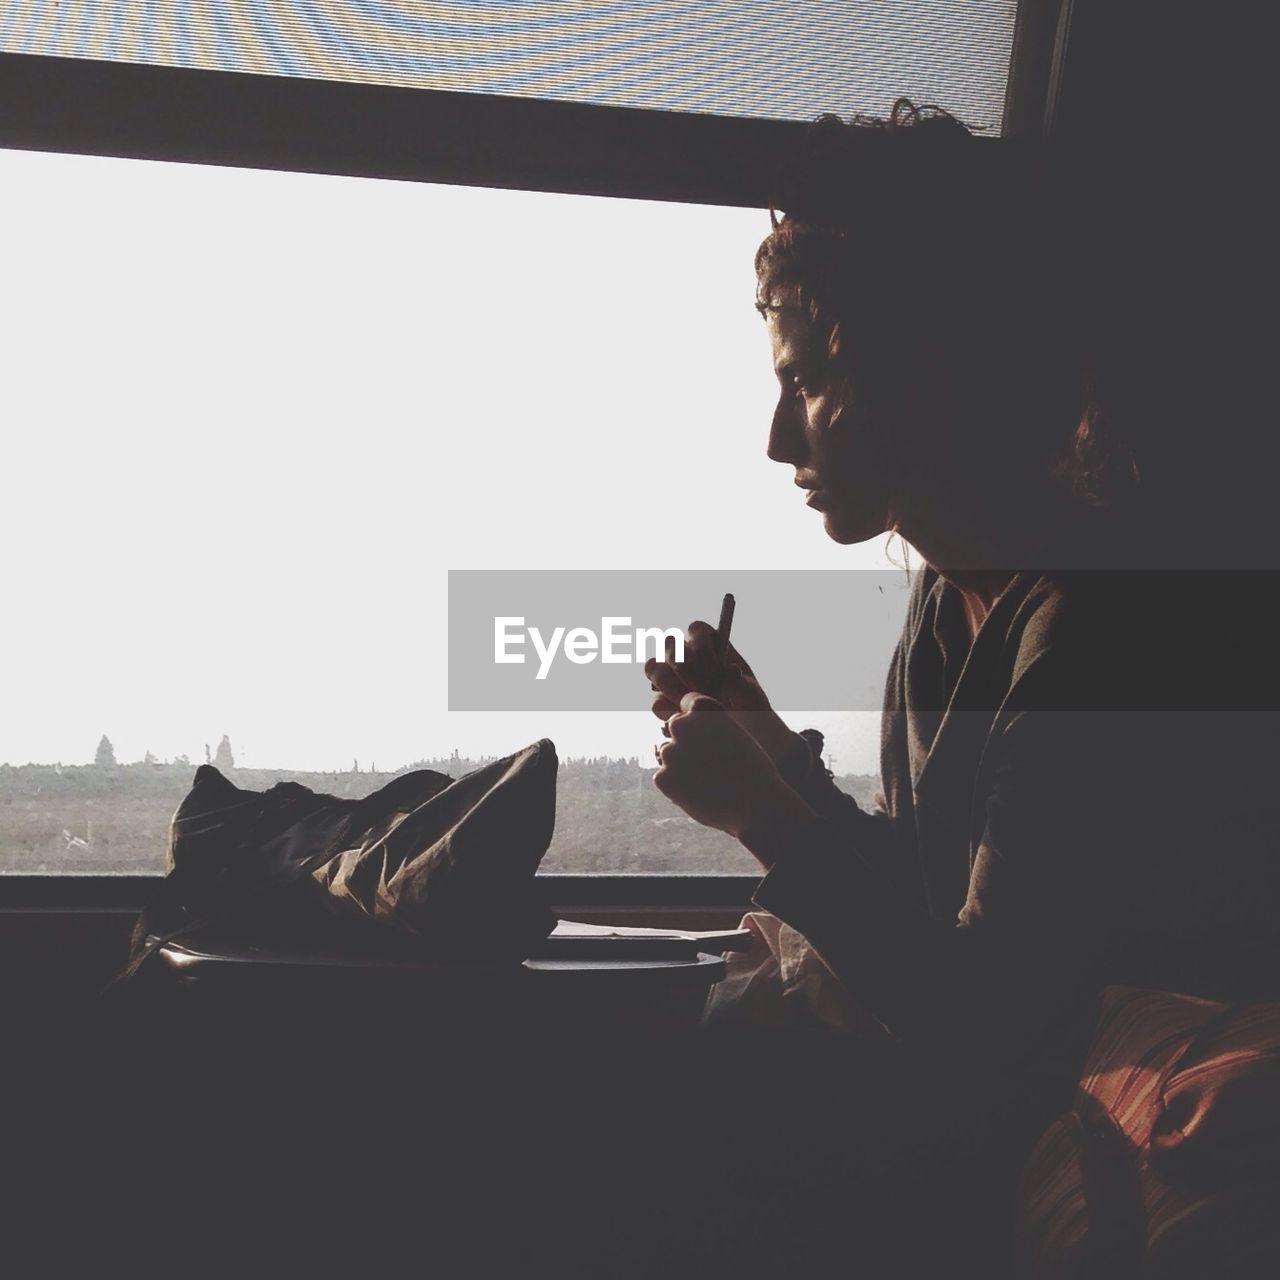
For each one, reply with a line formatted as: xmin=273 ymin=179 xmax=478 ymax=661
xmin=0 ymin=874 xmax=764 ymax=913
xmin=0 ymin=7 xmax=1060 ymax=908
xmin=0 ymin=47 xmax=811 ymax=208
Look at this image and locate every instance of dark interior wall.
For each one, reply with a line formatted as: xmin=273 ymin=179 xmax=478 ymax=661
xmin=0 ymin=910 xmax=135 ymax=1033
xmin=1052 ymin=3 xmax=1275 ymax=567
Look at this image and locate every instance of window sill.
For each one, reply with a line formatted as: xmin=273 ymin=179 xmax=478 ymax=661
xmin=0 ymin=872 xmax=760 ymax=916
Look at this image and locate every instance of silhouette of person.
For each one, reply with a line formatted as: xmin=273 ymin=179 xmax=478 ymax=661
xmin=642 ymin=103 xmax=1280 ymax=1265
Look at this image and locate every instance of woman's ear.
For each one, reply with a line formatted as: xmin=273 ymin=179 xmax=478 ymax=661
xmin=826 ymin=318 xmax=843 ymax=361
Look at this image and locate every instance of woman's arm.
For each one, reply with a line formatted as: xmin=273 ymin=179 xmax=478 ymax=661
xmin=654 ymin=680 xmax=1123 ymax=1092
xmin=750 ymin=696 xmax=1132 ymax=1085
xmin=774 ymin=727 xmax=899 ymax=876
xmin=645 ymin=617 xmax=902 ymax=879
xmin=646 ymin=618 xmax=893 ymax=851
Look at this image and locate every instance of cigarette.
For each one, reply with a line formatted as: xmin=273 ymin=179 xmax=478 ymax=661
xmin=716 ymin=592 xmax=735 ymax=659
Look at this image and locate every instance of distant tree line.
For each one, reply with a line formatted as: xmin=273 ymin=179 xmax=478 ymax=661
xmin=1 ymin=750 xmax=880 ymax=877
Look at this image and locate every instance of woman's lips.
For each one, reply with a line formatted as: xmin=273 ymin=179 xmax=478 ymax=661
xmin=804 ymin=487 xmax=827 ymax=509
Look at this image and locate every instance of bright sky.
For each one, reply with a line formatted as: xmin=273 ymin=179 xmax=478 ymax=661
xmin=0 ymin=146 xmax=907 ymax=773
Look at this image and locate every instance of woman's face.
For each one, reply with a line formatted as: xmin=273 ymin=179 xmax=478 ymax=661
xmin=764 ymin=302 xmax=902 ymax=544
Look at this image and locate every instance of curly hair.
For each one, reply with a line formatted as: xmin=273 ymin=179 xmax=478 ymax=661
xmin=755 ymin=98 xmax=1139 ymax=510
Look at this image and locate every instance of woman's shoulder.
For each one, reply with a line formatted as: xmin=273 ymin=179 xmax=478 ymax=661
xmin=978 ymin=555 xmax=1169 ymax=714
xmin=1001 ymin=561 xmax=1259 ymax=711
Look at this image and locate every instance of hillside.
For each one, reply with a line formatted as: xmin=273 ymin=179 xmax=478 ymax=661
xmin=0 ymin=756 xmax=881 ymax=876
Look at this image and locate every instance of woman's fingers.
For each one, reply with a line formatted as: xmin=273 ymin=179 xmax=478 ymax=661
xmin=651 ymin=692 xmax=681 ymax=721
xmin=654 ymin=693 xmax=716 ymax=779
xmin=651 ymin=690 xmax=679 ymax=736
xmin=650 ymin=693 xmax=786 ymax=844
xmin=646 ymin=646 xmax=685 ymax=735
xmin=685 ymin=624 xmax=766 ymax=702
xmin=645 ymin=621 xmax=773 ymax=728
xmin=680 ymin=620 xmax=726 ymax=692
xmin=724 ymin=638 xmax=758 ymax=683
xmin=644 ymin=653 xmax=688 ymax=704
xmin=675 ymin=689 xmax=720 ymax=719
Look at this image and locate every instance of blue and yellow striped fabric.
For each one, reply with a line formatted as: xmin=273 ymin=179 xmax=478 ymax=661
xmin=0 ymin=1 xmax=1017 ymax=131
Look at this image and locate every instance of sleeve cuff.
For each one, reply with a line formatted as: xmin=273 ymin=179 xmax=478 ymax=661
xmin=777 ymin=728 xmax=841 ymax=814
xmin=750 ymin=816 xmax=869 ymax=924
xmin=776 ymin=728 xmax=818 ymax=786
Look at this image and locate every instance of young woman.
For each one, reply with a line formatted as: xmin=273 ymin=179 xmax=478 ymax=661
xmin=645 ymin=102 xmax=1279 ymax=1110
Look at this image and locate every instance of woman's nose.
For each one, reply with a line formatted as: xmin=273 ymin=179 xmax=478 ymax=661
xmin=767 ymin=397 xmax=807 ymax=465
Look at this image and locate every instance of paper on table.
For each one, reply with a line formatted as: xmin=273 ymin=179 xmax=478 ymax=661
xmin=552 ymin=919 xmax=754 ymax=949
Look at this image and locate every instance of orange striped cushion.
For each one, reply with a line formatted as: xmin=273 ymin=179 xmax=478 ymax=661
xmin=1016 ymin=1110 xmax=1144 ymax=1280
xmin=1076 ymin=985 xmax=1223 ymax=1144
xmin=1018 ymin=985 xmax=1280 ymax=1279
xmin=1149 ymin=1000 xmax=1280 ymax=1181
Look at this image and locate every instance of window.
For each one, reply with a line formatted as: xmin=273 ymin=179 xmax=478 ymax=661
xmin=1 ymin=144 xmax=908 ymax=875
xmin=0 ymin=5 xmax=1055 ymax=885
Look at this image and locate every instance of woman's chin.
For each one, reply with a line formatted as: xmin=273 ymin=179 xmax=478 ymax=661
xmin=821 ymin=505 xmax=885 ymax=545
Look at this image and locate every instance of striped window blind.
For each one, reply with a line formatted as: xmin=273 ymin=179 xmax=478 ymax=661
xmin=1 ymin=2 xmax=1019 ymax=134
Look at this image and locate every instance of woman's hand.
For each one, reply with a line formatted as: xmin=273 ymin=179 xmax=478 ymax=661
xmin=653 ymin=692 xmax=819 ymax=868
xmin=644 ymin=621 xmax=805 ymax=769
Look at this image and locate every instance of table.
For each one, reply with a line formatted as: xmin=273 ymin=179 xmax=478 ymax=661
xmin=151 ymin=930 xmax=728 ymax=1035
